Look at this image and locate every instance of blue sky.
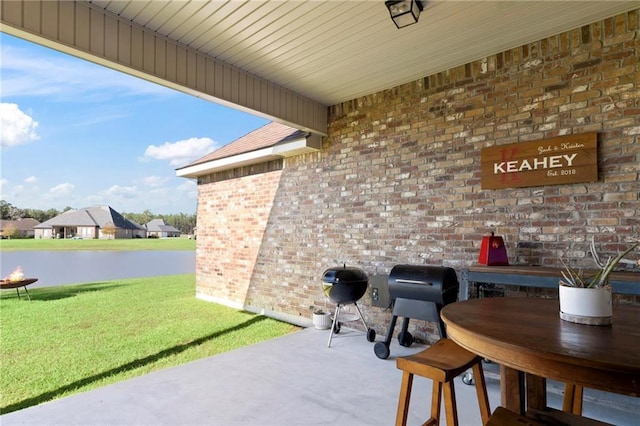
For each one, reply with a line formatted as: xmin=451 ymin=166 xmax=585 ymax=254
xmin=0 ymin=33 xmax=269 ymax=214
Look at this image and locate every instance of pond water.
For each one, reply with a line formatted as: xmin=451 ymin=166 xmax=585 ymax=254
xmin=1 ymin=251 xmax=195 ymax=288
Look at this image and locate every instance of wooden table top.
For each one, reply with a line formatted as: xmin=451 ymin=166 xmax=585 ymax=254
xmin=441 ymin=297 xmax=640 ymax=397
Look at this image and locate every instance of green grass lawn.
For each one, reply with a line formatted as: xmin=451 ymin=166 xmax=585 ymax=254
xmin=0 ymin=237 xmax=196 ymax=251
xmin=0 ymin=274 xmax=299 ymax=414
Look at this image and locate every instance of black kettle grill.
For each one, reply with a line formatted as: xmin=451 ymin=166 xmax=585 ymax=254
xmin=374 ymin=265 xmax=459 ymax=359
xmin=321 ymin=265 xmax=376 ymax=347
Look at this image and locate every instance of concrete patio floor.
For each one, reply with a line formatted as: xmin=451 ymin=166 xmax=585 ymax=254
xmin=2 ymin=326 xmax=638 ymax=425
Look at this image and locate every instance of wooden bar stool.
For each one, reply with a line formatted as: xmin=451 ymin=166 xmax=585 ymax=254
xmin=395 ymin=338 xmax=491 ymax=426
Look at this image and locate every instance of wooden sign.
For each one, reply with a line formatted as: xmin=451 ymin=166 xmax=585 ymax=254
xmin=481 ymin=133 xmax=598 ymax=190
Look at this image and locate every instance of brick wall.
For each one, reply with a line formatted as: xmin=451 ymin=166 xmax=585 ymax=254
xmin=196 ymin=10 xmax=639 ymax=341
xmin=195 ymin=160 xmax=283 ymax=306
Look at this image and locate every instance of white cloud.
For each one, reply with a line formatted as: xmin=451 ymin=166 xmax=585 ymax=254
xmin=1 ymin=180 xmax=48 ymax=210
xmin=49 ymin=183 xmax=74 ymax=196
xmin=178 ymin=180 xmax=197 ymax=191
xmin=106 ymin=185 xmax=138 ymax=199
xmin=141 ymin=176 xmax=169 ymax=187
xmin=0 ymin=103 xmax=40 ymax=148
xmin=177 ymin=180 xmax=198 ymax=199
xmin=141 ymin=137 xmax=215 ymax=167
xmin=25 ymin=176 xmax=38 ymax=184
xmin=147 ymin=187 xmax=170 ymax=198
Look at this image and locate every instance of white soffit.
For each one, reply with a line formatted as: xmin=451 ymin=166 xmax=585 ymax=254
xmin=87 ymin=0 xmax=639 ymax=106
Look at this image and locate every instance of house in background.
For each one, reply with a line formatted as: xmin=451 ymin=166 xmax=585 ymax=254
xmin=34 ymin=206 xmax=146 ymax=239
xmin=0 ymin=218 xmax=41 ymax=239
xmin=144 ymin=219 xmax=181 ymax=238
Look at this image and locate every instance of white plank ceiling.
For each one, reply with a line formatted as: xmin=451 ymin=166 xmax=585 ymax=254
xmin=87 ymin=1 xmax=639 ymax=106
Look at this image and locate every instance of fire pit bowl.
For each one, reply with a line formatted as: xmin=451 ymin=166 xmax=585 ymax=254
xmin=0 ymin=278 xmax=37 ymax=300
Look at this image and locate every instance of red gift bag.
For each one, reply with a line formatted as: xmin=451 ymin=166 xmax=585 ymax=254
xmin=478 ymin=232 xmax=509 ymax=266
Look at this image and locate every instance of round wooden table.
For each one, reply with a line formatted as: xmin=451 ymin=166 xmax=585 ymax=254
xmin=441 ymin=297 xmax=640 ymax=415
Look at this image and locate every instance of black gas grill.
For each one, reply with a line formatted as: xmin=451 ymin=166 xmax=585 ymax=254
xmin=374 ymin=265 xmax=459 ymax=359
xmin=321 ymin=265 xmax=376 ymax=347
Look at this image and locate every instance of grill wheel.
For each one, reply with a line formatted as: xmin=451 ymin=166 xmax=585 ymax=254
xmin=398 ymin=330 xmax=414 ymax=347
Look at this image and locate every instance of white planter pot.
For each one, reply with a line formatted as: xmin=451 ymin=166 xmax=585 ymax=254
xmin=312 ymin=312 xmax=332 ymax=330
xmin=559 ymin=284 xmax=612 ymax=325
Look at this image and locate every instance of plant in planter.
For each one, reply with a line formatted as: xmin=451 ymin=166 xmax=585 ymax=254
xmin=559 ymin=238 xmax=639 ymax=325
xmin=311 ymin=307 xmax=332 ymax=330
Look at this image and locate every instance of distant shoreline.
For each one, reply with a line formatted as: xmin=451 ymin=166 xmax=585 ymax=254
xmin=0 ymin=237 xmax=196 ymax=252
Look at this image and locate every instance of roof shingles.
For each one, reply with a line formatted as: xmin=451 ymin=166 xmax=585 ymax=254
xmin=185 ymin=122 xmax=305 ymax=168
xmin=35 ymin=206 xmax=142 ymax=230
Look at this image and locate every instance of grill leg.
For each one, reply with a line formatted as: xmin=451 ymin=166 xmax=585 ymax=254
xmin=374 ymin=314 xmax=398 ymax=358
xmin=327 ymin=304 xmax=341 ymax=348
xmin=383 ymin=315 xmax=399 ymax=346
xmin=353 ymin=301 xmax=369 ymax=330
xmin=400 ymin=317 xmax=410 ymax=336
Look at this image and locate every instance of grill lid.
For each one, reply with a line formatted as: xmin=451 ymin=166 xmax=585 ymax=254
xmin=388 ymin=265 xmax=459 ymax=306
xmin=321 ymin=265 xmax=368 ymax=284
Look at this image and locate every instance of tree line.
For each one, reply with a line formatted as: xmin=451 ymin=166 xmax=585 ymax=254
xmin=122 ymin=210 xmax=196 ymax=235
xmin=0 ymin=200 xmax=197 ymax=235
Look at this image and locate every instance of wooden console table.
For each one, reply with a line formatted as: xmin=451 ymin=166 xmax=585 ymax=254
xmin=458 ymin=265 xmax=640 ymax=300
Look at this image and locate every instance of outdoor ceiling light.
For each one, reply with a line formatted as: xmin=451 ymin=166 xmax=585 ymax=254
xmin=385 ymin=0 xmax=423 ymax=29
